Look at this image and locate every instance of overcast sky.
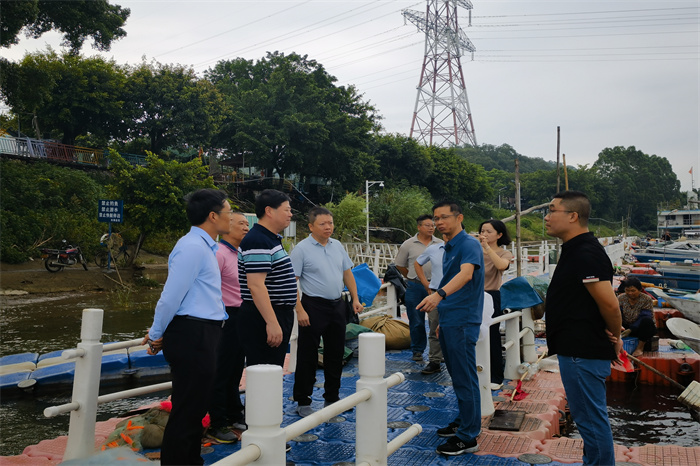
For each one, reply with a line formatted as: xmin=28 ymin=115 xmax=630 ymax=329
xmin=3 ymin=0 xmax=698 ymax=192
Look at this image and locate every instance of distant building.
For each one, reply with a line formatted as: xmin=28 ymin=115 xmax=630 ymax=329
xmin=658 ymin=191 xmax=700 ymax=238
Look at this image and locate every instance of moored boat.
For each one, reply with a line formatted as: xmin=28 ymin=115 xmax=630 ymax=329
xmin=652 ymin=290 xmax=700 ymax=325
xmin=630 ymin=241 xmax=700 ymax=264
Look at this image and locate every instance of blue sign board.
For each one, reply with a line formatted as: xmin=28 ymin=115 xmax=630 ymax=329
xmin=98 ymin=200 xmax=124 ymax=223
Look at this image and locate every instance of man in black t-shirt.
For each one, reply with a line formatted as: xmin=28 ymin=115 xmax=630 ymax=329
xmin=544 ymin=191 xmax=622 ymax=466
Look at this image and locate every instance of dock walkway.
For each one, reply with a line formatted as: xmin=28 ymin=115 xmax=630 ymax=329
xmin=5 ymin=336 xmax=700 ymax=466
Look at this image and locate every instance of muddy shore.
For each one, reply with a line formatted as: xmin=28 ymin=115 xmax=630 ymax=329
xmin=0 ymin=252 xmax=167 ymax=295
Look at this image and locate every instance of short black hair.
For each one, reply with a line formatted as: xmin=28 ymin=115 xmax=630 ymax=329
xmin=553 ymin=190 xmax=590 ymax=227
xmin=479 ymin=219 xmax=512 ymax=246
xmin=622 ymin=276 xmax=643 ymax=291
xmin=255 ymin=189 xmax=291 ymax=219
xmin=416 ymin=214 xmax=433 ymax=224
xmin=308 ymin=206 xmax=333 ymax=224
xmin=185 ymin=189 xmax=228 ymax=226
xmin=431 ymin=200 xmax=462 ymax=215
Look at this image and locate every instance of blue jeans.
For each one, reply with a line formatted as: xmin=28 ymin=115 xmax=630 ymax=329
xmin=558 ymin=356 xmax=615 ymax=466
xmin=404 ymin=281 xmax=428 ymax=354
xmin=439 ymin=324 xmax=481 ymax=443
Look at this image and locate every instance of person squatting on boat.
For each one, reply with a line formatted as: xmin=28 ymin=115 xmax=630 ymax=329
xmin=477 ymin=219 xmax=513 ymax=389
xmin=544 ymin=190 xmax=622 ymax=466
xmin=291 ymin=206 xmax=363 ymax=417
xmin=617 ymin=276 xmax=657 ymax=357
xmin=207 ymin=212 xmax=250 ymax=443
xmin=417 ymin=200 xmax=484 ymax=456
xmin=395 ymin=215 xmax=444 ymax=368
xmin=143 ymin=188 xmax=232 ymax=466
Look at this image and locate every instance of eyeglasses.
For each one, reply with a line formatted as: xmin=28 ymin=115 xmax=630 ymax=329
xmin=433 ymin=214 xmax=457 ymax=222
xmin=214 ymin=210 xmax=235 ymax=216
xmin=546 ymin=207 xmax=574 ymax=215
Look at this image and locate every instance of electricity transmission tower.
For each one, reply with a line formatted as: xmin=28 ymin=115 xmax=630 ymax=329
xmin=403 ymin=0 xmax=477 ymax=147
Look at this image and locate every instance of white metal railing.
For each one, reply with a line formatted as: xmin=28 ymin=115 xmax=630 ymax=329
xmin=211 ymin=333 xmax=419 ymax=466
xmin=45 ymin=282 xmax=540 ymax=462
xmin=43 ymin=309 xmax=171 ymax=461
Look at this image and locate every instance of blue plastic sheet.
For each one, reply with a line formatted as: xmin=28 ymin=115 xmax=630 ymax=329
xmin=500 ymin=276 xmax=544 ymax=311
xmin=352 ymin=263 xmax=382 ymax=307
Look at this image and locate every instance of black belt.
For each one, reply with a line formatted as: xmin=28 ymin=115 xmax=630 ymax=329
xmin=175 ymin=315 xmax=225 ymax=327
xmin=303 ymin=295 xmax=343 ymax=304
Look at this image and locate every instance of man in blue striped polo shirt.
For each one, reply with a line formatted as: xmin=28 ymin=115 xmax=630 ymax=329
xmin=238 ymin=189 xmax=297 ymax=367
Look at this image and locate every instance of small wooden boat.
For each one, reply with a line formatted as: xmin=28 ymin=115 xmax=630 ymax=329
xmin=653 ymin=290 xmax=700 ymax=325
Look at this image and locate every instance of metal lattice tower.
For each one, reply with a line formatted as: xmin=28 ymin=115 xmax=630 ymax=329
xmin=403 ymin=0 xmax=477 ymax=147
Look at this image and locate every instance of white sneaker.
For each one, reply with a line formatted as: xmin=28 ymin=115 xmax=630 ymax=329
xmin=490 ymin=383 xmax=503 ymax=391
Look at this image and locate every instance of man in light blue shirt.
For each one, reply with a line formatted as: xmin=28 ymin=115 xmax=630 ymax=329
xmin=290 ymin=206 xmax=363 ymax=417
xmin=414 ymin=237 xmax=445 ymax=374
xmin=143 ymin=188 xmax=232 ymax=466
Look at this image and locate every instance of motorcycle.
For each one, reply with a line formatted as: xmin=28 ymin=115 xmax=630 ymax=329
xmin=40 ymin=240 xmax=89 ymax=272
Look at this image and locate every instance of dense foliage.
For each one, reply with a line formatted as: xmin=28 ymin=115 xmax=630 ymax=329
xmin=0 ymin=46 xmax=689 ymax=252
xmin=0 ymin=159 xmax=105 ymax=263
xmin=1 ymin=0 xmax=130 ymax=52
xmin=106 ymin=150 xmax=217 ymax=261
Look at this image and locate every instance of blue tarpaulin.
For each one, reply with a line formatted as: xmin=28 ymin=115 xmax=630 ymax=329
xmin=351 ymin=263 xmax=382 ymax=307
xmin=500 ymin=276 xmax=544 ymax=311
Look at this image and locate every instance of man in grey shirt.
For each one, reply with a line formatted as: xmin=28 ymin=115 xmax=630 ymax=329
xmin=291 ymin=207 xmax=363 ymax=417
xmin=395 ymin=214 xmax=443 ymax=367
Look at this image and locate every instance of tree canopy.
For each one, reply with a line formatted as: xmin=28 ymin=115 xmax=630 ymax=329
xmin=1 ymin=0 xmax=130 ymax=52
xmin=206 ymin=52 xmax=379 ymax=190
xmin=106 ymin=150 xmax=216 ymax=260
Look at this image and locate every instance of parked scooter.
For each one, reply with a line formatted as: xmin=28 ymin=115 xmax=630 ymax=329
xmin=41 ymin=240 xmax=89 ymax=272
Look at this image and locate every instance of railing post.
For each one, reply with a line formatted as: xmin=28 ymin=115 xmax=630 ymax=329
xmin=520 ymin=307 xmax=537 ymax=363
xmin=476 ymin=331 xmax=495 ymax=417
xmin=356 ymin=333 xmax=388 ymax=465
xmin=242 ymin=365 xmax=286 ymax=465
xmin=63 ymin=309 xmax=104 ymax=461
xmin=503 ymin=314 xmax=521 ymax=380
xmin=373 ymin=248 xmax=380 ymax=276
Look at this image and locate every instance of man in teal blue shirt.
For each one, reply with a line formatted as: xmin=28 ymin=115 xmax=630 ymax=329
xmin=418 ymin=200 xmax=484 ymax=456
xmin=143 ymin=188 xmax=232 ymax=466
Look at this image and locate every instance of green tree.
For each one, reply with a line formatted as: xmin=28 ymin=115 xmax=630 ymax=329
xmin=106 ymin=150 xmax=216 ymax=260
xmin=591 ymin=146 xmax=681 ymax=230
xmin=456 ymin=143 xmax=556 ymax=173
xmin=323 ymin=193 xmax=366 ymax=241
xmin=0 ymin=49 xmax=128 ymax=145
xmin=370 ymin=134 xmax=434 ymax=188
xmin=1 ymin=0 xmax=130 ymax=52
xmin=126 ymin=61 xmax=225 ymax=155
xmin=372 ymin=185 xmax=434 ymax=242
xmin=426 ymin=147 xmax=493 ymax=206
xmin=0 ymin=159 xmax=105 ymax=263
xmin=207 ymin=52 xmax=378 ymax=190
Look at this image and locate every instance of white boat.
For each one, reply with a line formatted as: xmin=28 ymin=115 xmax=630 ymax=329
xmin=666 ymin=317 xmax=700 ymax=354
xmin=653 ymin=289 xmax=700 ymax=325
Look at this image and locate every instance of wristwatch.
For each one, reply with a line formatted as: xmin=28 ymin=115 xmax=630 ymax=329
xmin=436 ymin=289 xmax=447 ymax=299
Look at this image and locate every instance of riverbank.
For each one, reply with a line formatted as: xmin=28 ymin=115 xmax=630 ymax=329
xmin=0 ymin=252 xmax=168 ymax=295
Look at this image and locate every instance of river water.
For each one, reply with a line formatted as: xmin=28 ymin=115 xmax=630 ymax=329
xmin=1 ymin=288 xmax=699 ymax=457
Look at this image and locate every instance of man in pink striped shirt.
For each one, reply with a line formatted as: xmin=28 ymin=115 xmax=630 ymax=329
xmin=207 ymin=212 xmax=250 ymax=443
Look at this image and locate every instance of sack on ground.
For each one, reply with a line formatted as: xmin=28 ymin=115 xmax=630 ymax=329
xmin=360 ymin=315 xmax=410 ymax=349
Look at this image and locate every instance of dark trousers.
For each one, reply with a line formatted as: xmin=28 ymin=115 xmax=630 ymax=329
xmin=209 ymin=306 xmax=245 ymax=428
xmin=486 ymin=290 xmax=504 ymax=384
xmin=238 ymin=301 xmax=295 ymax=367
xmin=293 ymin=295 xmax=346 ymax=406
xmin=161 ymin=316 xmax=222 ymax=466
xmin=627 ymin=315 xmax=657 ymax=341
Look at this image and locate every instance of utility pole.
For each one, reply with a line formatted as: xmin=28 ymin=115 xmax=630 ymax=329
xmin=403 ymin=0 xmax=477 ymax=147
